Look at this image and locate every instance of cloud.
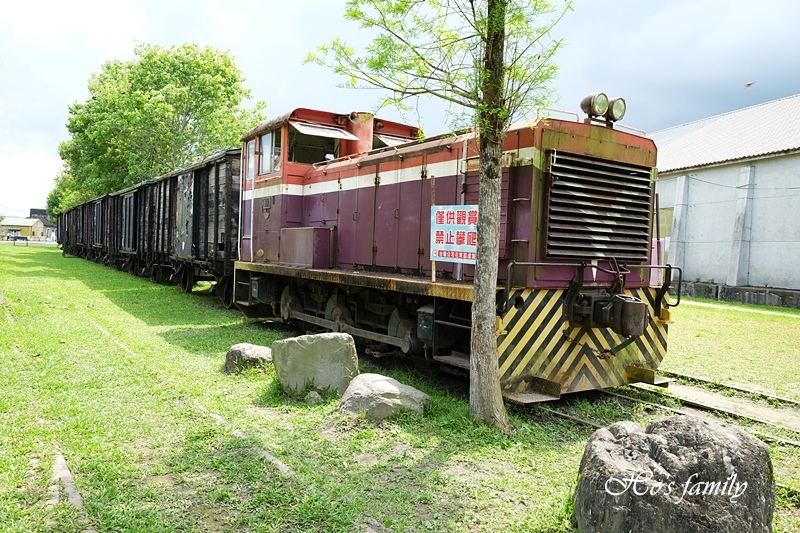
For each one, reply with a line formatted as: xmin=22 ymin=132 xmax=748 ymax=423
xmin=0 ymin=142 xmax=62 ymax=214
xmin=549 ymin=0 xmax=800 ymax=132
xmin=3 ymin=0 xmax=800 ymax=215
xmin=1 ymin=0 xmax=147 ymax=51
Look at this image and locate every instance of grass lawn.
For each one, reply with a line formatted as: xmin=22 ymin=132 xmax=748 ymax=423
xmin=1 ymin=244 xmax=798 ymax=532
xmin=662 ymin=298 xmax=800 ymax=399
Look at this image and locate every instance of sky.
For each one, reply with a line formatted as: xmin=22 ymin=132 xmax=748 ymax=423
xmin=1 ymin=0 xmax=799 ymax=217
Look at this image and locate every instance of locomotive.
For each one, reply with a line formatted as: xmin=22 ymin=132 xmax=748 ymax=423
xmin=58 ymin=93 xmax=681 ymax=403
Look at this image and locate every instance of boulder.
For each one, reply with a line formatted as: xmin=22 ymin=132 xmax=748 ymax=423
xmin=305 ymin=391 xmax=324 ymax=405
xmin=224 ymin=343 xmax=272 ymax=373
xmin=340 ymin=373 xmax=429 ymax=421
xmin=574 ymin=416 xmax=775 ymax=533
xmin=271 ymin=332 xmax=358 ymax=396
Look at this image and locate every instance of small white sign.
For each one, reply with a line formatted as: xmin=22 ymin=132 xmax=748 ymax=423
xmin=430 ymin=205 xmax=478 ymax=265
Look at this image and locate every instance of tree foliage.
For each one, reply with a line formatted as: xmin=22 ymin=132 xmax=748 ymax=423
xmin=307 ymin=0 xmax=568 ymax=130
xmin=309 ymin=0 xmax=570 ymax=430
xmin=52 ymin=43 xmax=264 ymax=212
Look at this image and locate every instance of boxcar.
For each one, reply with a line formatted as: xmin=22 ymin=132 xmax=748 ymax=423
xmin=172 ymin=149 xmax=241 ymax=305
xmin=59 ymin=149 xmax=241 ymax=308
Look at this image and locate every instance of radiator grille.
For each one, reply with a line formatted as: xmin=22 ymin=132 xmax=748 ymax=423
xmin=544 ymin=150 xmax=653 ymax=262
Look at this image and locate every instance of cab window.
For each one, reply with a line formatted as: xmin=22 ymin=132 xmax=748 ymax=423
xmin=259 ymin=130 xmax=282 ymax=174
xmin=246 ymin=139 xmax=255 ymax=180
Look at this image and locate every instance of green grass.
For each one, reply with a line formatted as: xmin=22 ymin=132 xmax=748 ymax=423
xmin=662 ymin=298 xmax=800 ymax=399
xmin=679 ymin=296 xmax=800 ymax=316
xmin=0 ymin=245 xmax=587 ymax=532
xmin=1 ymin=244 xmax=799 ymax=531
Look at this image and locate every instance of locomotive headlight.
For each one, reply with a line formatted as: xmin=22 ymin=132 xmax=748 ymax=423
xmin=580 ymin=92 xmax=609 ymax=117
xmin=605 ymin=97 xmax=627 ymax=122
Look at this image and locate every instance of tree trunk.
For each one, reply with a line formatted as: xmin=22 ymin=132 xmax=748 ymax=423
xmin=469 ymin=0 xmax=510 ymax=431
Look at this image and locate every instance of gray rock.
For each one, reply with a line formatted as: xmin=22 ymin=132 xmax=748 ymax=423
xmin=224 ymin=343 xmax=272 ymax=373
xmin=305 ymin=391 xmax=323 ymax=405
xmin=340 ymin=373 xmax=429 ymax=421
xmin=271 ymin=332 xmax=358 ymax=396
xmin=574 ymin=415 xmax=775 ymax=533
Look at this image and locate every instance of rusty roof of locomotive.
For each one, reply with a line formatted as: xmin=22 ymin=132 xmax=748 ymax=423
xmin=650 ymin=93 xmax=800 ymax=173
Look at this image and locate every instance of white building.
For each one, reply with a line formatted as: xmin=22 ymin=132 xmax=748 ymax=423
xmin=651 ymin=94 xmax=800 ymax=305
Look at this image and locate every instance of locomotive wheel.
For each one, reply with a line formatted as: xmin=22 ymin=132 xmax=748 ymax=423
xmin=325 ymin=293 xmax=354 ymax=332
xmin=181 ymin=268 xmax=194 ymax=293
xmin=280 ymin=286 xmax=302 ymax=322
xmin=150 ymin=264 xmax=163 ymax=284
xmin=389 ymin=308 xmax=421 ymax=354
xmin=221 ymin=278 xmax=235 ymax=309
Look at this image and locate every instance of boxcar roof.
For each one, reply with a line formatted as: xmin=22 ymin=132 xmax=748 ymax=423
xmin=156 ymin=148 xmax=241 ymax=180
xmin=109 ymin=148 xmax=241 ymax=195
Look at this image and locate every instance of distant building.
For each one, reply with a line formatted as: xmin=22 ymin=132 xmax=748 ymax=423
xmin=29 ymin=208 xmax=57 ymax=241
xmin=0 ymin=216 xmax=46 ymax=240
xmin=651 ymin=93 xmax=800 ymax=303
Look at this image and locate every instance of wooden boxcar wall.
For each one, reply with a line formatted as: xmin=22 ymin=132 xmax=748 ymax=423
xmin=135 ymin=185 xmax=150 ymax=260
xmin=152 ymin=176 xmax=176 ymax=259
xmin=203 ymin=151 xmax=240 ymax=271
xmin=175 ymin=150 xmax=240 ymax=273
xmin=119 ymin=192 xmax=137 ymax=254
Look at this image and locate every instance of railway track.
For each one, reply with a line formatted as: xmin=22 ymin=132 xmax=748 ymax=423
xmin=601 ymin=388 xmax=800 ymax=448
xmin=658 ymin=370 xmax=800 ymax=410
xmin=433 ymin=366 xmax=800 ymax=502
xmin=529 ymin=385 xmax=800 ymax=503
xmin=633 ymin=372 xmax=800 ymax=437
xmin=532 ymin=389 xmax=800 ymax=448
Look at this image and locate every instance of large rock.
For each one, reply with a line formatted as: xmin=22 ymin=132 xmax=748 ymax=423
xmin=271 ymin=332 xmax=358 ymax=396
xmin=339 ymin=373 xmax=429 ymax=421
xmin=224 ymin=343 xmax=272 ymax=373
xmin=574 ymin=416 xmax=775 ymax=533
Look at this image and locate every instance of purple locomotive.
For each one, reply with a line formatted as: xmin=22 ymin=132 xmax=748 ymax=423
xmin=232 ymin=94 xmax=680 ymax=402
xmin=58 ymin=94 xmax=680 ymax=402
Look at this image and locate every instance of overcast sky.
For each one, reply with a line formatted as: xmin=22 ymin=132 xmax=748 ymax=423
xmin=2 ymin=0 xmax=799 ymax=217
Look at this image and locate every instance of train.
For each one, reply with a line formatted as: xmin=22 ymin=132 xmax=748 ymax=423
xmin=58 ymin=149 xmax=241 ymax=305
xmin=58 ymin=93 xmax=681 ymax=403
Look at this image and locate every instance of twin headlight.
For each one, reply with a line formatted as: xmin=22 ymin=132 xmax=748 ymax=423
xmin=580 ymin=92 xmax=626 ymax=122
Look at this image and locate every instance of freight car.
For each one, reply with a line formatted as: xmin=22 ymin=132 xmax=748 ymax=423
xmin=58 ymin=149 xmax=241 ymax=306
xmin=232 ymin=95 xmax=681 ymax=402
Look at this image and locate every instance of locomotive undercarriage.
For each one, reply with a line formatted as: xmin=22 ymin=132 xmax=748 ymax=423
xmin=234 ymin=260 xmax=679 ymax=402
xmin=234 ymin=268 xmax=473 ymax=366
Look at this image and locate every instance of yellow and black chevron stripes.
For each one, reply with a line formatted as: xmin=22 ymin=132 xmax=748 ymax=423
xmin=497 ymin=288 xmax=669 ymax=394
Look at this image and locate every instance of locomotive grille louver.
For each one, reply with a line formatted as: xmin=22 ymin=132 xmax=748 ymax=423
xmin=545 ymin=150 xmax=653 ymax=262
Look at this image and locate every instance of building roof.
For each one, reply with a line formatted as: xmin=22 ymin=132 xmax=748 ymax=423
xmin=649 ymin=93 xmax=800 ymax=173
xmin=1 ymin=217 xmax=40 ymax=227
xmin=29 ymin=209 xmax=55 ymax=227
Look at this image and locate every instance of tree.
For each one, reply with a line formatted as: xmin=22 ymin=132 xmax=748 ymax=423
xmin=308 ymin=0 xmax=569 ymax=430
xmin=46 ymin=169 xmax=77 ymax=220
xmin=53 ymin=43 xmax=264 ymax=212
